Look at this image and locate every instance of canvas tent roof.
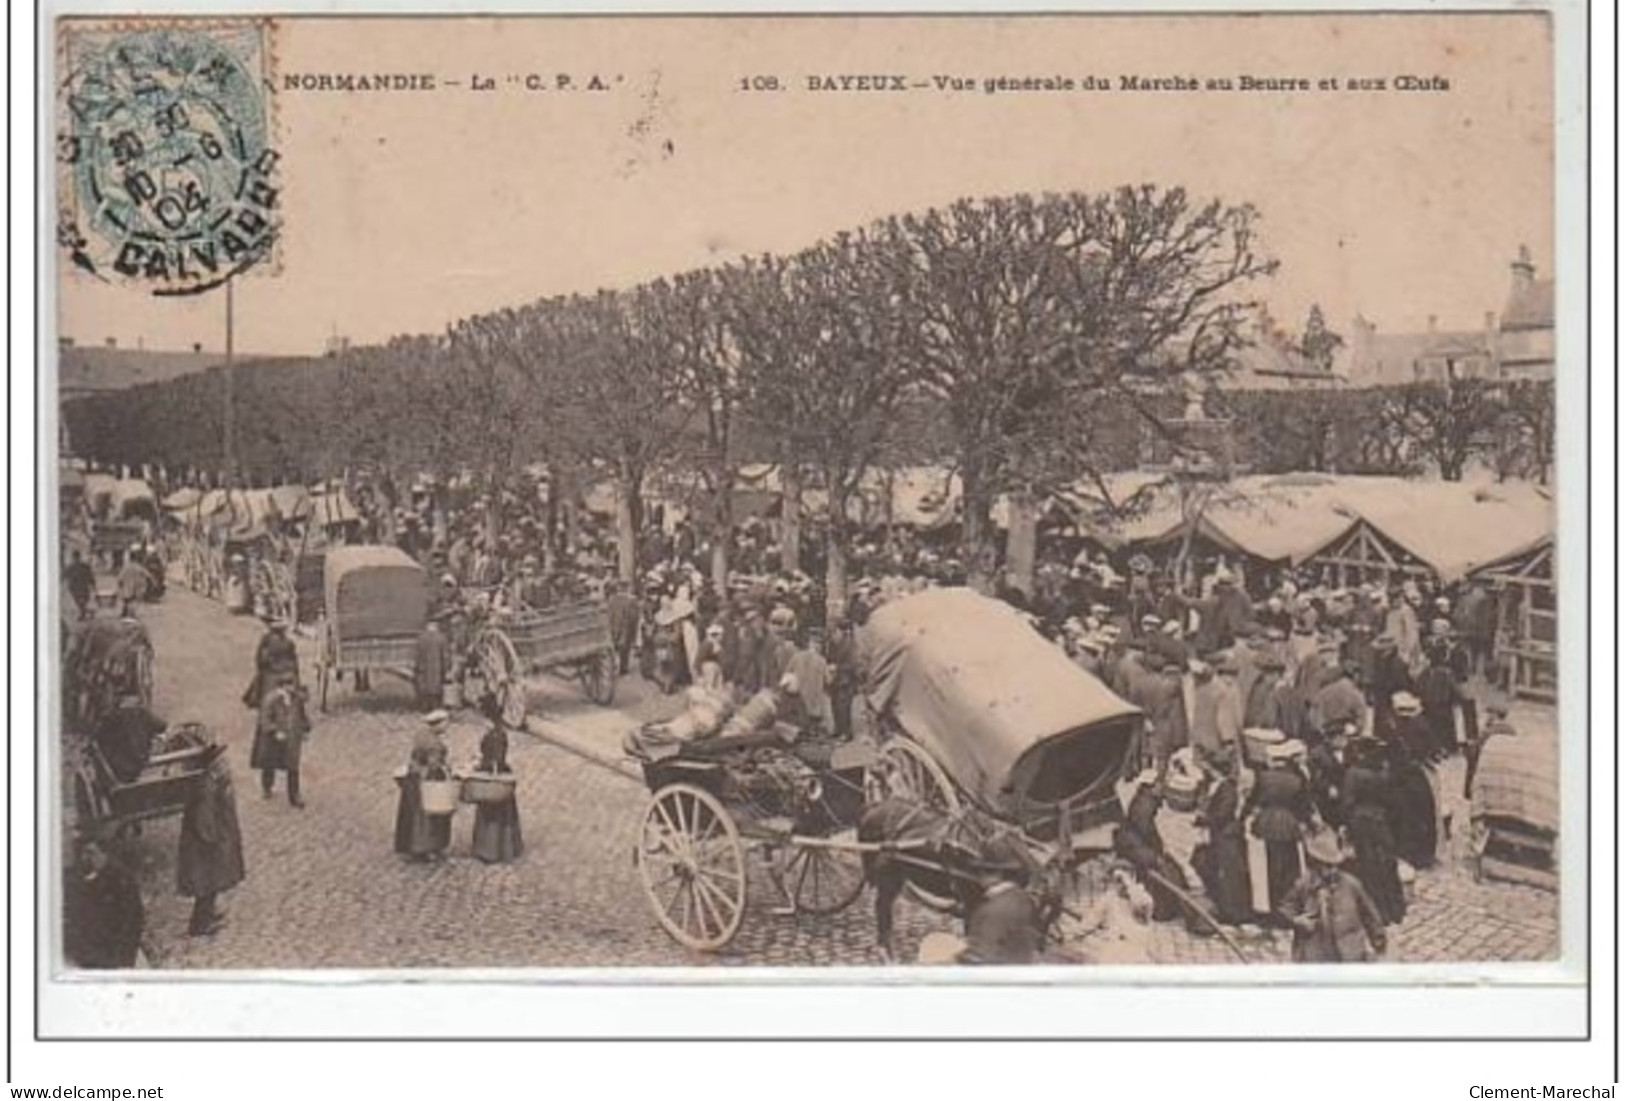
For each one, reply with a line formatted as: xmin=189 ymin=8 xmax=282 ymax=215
xmin=1326 ymin=482 xmax=1553 ymax=583
xmin=110 ymin=478 xmax=156 ymax=512
xmin=307 ymin=487 xmax=361 ymax=527
xmin=162 ymin=486 xmax=203 ymax=511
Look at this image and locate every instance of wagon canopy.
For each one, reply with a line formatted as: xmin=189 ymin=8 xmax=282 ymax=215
xmin=861 ymin=587 xmax=1141 ymax=823
xmin=324 ymin=545 xmax=429 ymax=641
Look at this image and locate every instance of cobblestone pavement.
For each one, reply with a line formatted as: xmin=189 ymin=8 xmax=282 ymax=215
xmin=70 ymin=585 xmax=1558 ymax=971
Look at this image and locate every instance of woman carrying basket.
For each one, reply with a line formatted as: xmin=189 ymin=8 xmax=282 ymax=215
xmin=394 ymin=710 xmax=454 ymax=863
xmin=469 ymin=699 xmax=524 ymax=865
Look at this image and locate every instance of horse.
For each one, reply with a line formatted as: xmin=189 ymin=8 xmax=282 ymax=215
xmin=856 ymin=797 xmax=1062 ymax=963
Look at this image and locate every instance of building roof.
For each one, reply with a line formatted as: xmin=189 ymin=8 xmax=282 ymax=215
xmin=1352 ymin=329 xmax=1493 ymax=386
xmin=1501 ymin=278 xmax=1555 ymax=332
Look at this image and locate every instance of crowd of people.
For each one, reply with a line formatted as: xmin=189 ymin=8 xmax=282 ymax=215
xmin=62 ymin=465 xmax=1531 ymax=969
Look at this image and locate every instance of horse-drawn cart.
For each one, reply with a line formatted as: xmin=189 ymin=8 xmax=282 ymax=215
xmin=316 ymin=545 xmax=430 ymax=711
xmin=63 ymin=617 xmax=155 ymax=734
xmin=860 ymin=587 xmax=1143 ymax=907
xmin=462 ymin=600 xmax=619 ymax=728
xmin=623 ymin=587 xmax=1144 ymax=954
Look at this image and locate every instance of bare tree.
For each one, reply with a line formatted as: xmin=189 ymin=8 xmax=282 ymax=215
xmin=1384 ymin=374 xmax=1501 ymax=482
xmin=884 ymin=186 xmax=1275 ymax=587
xmin=726 ymin=234 xmax=917 ymax=621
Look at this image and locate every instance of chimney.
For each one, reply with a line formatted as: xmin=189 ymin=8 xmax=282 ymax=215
xmin=1427 ymin=315 xmax=1438 ymax=333
xmin=58 ymin=336 xmax=74 ymax=349
xmin=1511 ymin=244 xmax=1536 ymax=289
xmin=104 ymin=337 xmax=117 ymax=348
xmin=193 ymin=342 xmax=203 ymax=353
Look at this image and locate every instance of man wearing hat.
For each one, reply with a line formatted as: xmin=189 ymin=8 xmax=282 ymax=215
xmin=1278 ymin=826 xmax=1387 ymax=962
xmin=176 ymin=743 xmax=245 ymax=937
xmin=1309 ymin=658 xmax=1367 ymax=741
xmin=1139 ymin=653 xmax=1189 ymax=783
xmin=251 ymin=667 xmax=310 ymax=807
xmin=63 ymin=827 xmax=146 ymax=969
xmin=244 ymin=615 xmax=300 ymax=711
xmin=606 ymin=578 xmax=641 ymax=676
xmin=413 ymin=612 xmax=450 ymax=712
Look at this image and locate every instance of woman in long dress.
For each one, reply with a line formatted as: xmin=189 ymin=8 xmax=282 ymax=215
xmin=1191 ymin=756 xmax=1254 ymax=925
xmin=1340 ymin=738 xmax=1407 ymax=925
xmin=394 ymin=710 xmax=453 ymax=862
xmin=1243 ymin=745 xmax=1313 ymax=920
xmin=470 ymin=716 xmax=524 ymax=864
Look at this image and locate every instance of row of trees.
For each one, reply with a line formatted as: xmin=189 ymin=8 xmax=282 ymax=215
xmin=64 ymin=182 xmax=1555 ymax=610
xmin=71 ymin=185 xmax=1280 ymax=612
xmin=1217 ymin=377 xmax=1555 ymax=484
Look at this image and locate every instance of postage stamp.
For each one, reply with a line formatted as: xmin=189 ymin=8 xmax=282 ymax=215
xmin=56 ymin=19 xmax=281 ymax=296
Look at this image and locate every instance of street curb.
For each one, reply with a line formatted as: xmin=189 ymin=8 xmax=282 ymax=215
xmin=522 ymin=714 xmax=643 ymax=783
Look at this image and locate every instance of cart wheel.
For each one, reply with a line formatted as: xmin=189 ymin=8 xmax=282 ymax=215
xmin=476 ymin=630 xmax=526 ymax=727
xmin=580 ymin=648 xmax=618 ymax=706
xmin=878 ymin=739 xmax=962 ymax=912
xmin=784 ymin=831 xmax=867 ymax=916
xmin=635 ymin=783 xmax=747 ymax=950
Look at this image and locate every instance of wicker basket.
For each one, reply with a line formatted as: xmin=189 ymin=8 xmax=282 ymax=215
xmin=459 ymin=772 xmax=517 ymax=805
xmin=420 ymin=778 xmax=461 ymax=816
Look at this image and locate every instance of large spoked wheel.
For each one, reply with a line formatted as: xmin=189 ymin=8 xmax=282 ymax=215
xmin=475 ymin=629 xmax=527 ymax=728
xmin=636 ymin=783 xmax=747 ymax=951
xmin=579 ymin=647 xmax=618 ymax=706
xmin=878 ymin=739 xmax=963 ymax=912
xmin=784 ymin=832 xmax=867 ymax=916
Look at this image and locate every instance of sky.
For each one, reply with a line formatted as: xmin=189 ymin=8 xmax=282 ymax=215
xmin=57 ymin=13 xmax=1554 ymax=357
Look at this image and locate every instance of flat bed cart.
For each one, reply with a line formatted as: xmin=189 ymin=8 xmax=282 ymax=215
xmin=316 ymin=545 xmax=430 ymax=711
xmin=464 ymin=600 xmax=619 ymax=728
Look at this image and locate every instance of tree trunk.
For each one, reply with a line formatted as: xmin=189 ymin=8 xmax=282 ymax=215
xmin=615 ymin=468 xmax=641 ymax=584
xmin=824 ymin=532 xmax=848 ymax=631
xmin=710 ymin=468 xmax=732 ymax=592
xmin=780 ymin=462 xmax=802 ymax=575
xmin=960 ymin=464 xmax=995 ymax=593
xmin=1004 ymin=487 xmax=1038 ymax=599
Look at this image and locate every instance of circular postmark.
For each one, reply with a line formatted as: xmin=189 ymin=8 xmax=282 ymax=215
xmin=59 ymin=24 xmax=280 ymax=296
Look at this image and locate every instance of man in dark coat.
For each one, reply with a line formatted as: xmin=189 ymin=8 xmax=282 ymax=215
xmin=606 ymin=581 xmax=641 ymax=676
xmin=1139 ymin=655 xmax=1189 ymax=782
xmin=65 ymin=550 xmax=95 ymax=619
xmin=177 ymin=749 xmax=246 ymax=936
xmin=1114 ymin=776 xmax=1191 ymax=924
xmin=1368 ymin=635 xmax=1412 ymax=743
xmin=63 ymin=833 xmax=145 ymax=969
xmin=251 ymin=670 xmax=310 ymax=807
xmin=412 ymin=616 xmax=450 ymax=712
xmin=245 ymin=618 xmax=300 ymax=710
xmin=92 ymin=696 xmax=164 ymax=784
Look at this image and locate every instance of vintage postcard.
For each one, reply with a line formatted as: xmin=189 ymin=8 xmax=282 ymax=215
xmin=40 ymin=5 xmax=1586 ymax=1039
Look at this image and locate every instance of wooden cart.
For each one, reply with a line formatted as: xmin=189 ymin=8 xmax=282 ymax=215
xmin=316 ymin=545 xmax=430 ymax=711
xmin=462 ymin=600 xmax=619 ymax=728
xmin=627 ymin=728 xmax=878 ymax=950
xmin=72 ymin=725 xmax=215 ymax=839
